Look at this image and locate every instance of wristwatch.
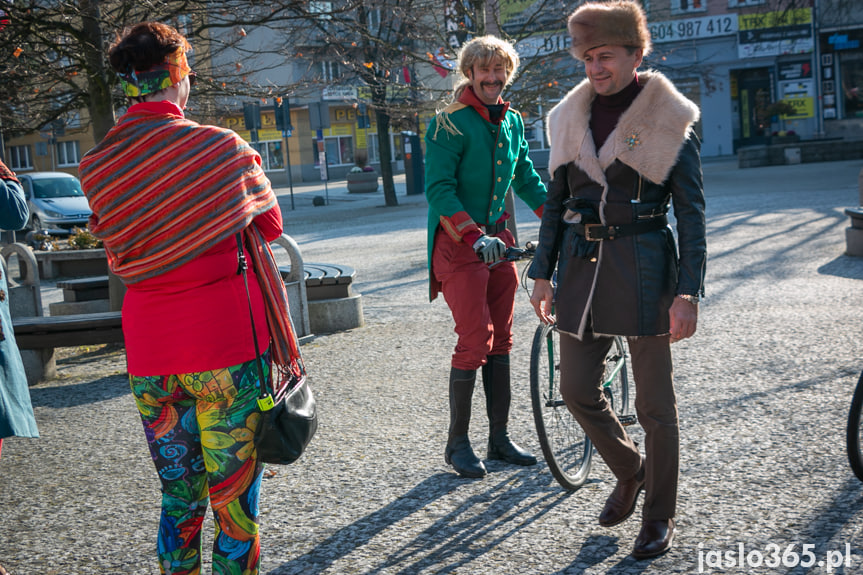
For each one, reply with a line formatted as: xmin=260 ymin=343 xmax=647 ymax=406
xmin=676 ymin=294 xmax=700 ymax=305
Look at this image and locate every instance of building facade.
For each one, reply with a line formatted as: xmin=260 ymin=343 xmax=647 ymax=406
xmin=6 ymin=0 xmax=862 ymax=181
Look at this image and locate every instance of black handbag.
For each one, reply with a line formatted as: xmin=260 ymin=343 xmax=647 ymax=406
xmin=236 ymin=233 xmax=317 ymax=465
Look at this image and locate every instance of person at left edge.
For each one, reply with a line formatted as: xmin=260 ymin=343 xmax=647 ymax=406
xmin=0 ymin=157 xmax=37 ymax=575
xmin=424 ymin=35 xmax=547 ymax=479
xmin=80 ymin=22 xmax=304 ymax=575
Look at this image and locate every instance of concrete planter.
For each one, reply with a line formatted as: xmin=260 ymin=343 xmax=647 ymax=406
xmin=346 ymin=171 xmax=379 ymax=193
xmin=770 ymin=135 xmax=800 ymax=145
xmin=34 ymin=248 xmax=108 ymax=279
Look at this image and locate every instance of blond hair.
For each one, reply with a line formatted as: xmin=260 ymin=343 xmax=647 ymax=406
xmin=452 ymin=35 xmax=520 ymax=99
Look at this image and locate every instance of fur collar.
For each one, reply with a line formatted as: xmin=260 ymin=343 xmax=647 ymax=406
xmin=547 ymin=70 xmax=699 ymax=185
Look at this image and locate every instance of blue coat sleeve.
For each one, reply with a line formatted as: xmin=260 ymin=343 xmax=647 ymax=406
xmin=0 ymin=178 xmax=29 ymax=231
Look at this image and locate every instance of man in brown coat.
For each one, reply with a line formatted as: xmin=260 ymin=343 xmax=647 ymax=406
xmin=528 ymin=0 xmax=706 ymax=559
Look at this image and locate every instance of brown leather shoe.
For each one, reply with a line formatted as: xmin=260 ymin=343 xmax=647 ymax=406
xmin=598 ymin=460 xmax=645 ymax=527
xmin=632 ymin=518 xmax=675 ymax=559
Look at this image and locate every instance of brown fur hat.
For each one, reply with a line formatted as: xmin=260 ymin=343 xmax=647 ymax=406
xmin=568 ymin=0 xmax=652 ymax=61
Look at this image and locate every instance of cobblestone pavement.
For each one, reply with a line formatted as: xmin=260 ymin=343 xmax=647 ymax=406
xmin=2 ymin=159 xmax=863 ymax=575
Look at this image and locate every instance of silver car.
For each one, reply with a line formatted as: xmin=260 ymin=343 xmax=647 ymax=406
xmin=17 ymin=172 xmax=92 ymax=231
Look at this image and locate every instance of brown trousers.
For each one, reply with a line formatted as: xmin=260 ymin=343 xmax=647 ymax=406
xmin=559 ymin=331 xmax=679 ymax=520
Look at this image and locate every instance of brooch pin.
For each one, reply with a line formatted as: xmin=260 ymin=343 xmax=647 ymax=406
xmin=625 ymin=131 xmax=641 ymax=150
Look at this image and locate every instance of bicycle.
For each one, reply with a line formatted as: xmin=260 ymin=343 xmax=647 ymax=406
xmin=846 ymin=369 xmax=863 ymax=481
xmin=505 ymin=243 xmax=634 ymax=491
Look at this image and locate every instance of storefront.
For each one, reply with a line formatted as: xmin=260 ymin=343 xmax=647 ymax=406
xmin=732 ymin=7 xmax=816 ymax=149
xmin=223 ymin=98 xmax=430 ymax=185
xmin=820 ymin=27 xmax=863 ymax=121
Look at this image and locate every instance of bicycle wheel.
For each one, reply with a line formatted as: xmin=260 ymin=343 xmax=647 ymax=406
xmin=530 ymin=322 xmax=592 ymax=490
xmin=604 ymin=336 xmax=630 ymax=418
xmin=847 ymin=370 xmax=863 ymax=482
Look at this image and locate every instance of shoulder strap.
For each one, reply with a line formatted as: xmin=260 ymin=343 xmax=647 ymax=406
xmin=236 ymin=232 xmax=275 ymax=410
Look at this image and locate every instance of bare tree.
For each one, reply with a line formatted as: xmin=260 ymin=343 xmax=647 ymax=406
xmin=285 ymin=0 xmax=578 ymax=206
xmin=0 ymin=1 xmax=312 ymax=144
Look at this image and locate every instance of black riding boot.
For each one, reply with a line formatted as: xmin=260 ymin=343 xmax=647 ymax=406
xmin=483 ymin=354 xmax=537 ymax=466
xmin=445 ymin=367 xmax=487 ymax=478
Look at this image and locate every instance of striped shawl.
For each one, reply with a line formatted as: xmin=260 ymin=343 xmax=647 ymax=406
xmin=79 ymin=102 xmax=303 ymax=379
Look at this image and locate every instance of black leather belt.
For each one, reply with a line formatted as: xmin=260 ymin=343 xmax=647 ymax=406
xmin=482 ymin=221 xmax=507 ymax=235
xmin=573 ymin=215 xmax=668 ymax=241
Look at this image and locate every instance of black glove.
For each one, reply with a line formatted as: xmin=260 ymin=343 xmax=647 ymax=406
xmin=473 ymin=234 xmax=506 ymax=264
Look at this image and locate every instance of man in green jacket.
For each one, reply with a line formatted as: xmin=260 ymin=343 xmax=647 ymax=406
xmin=425 ymin=35 xmax=547 ymax=479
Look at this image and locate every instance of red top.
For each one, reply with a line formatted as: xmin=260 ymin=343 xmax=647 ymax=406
xmin=122 ymin=205 xmax=283 ymax=376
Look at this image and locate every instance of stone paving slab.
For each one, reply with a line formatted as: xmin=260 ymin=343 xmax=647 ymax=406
xmin=2 ymin=160 xmax=863 ymax=574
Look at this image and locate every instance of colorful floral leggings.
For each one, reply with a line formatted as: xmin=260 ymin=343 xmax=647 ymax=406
xmin=130 ymin=353 xmax=269 ymax=575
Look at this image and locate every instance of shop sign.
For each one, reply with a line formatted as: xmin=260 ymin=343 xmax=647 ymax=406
xmin=738 ymin=8 xmax=813 ymax=59
xmin=515 ymin=32 xmax=570 ymax=57
xmin=649 ymin=14 xmax=737 ymax=44
xmin=778 ymin=61 xmax=812 ymax=81
xmin=778 ymin=97 xmax=814 ymax=119
xmin=827 ymin=33 xmax=861 ymax=51
xmin=323 ymin=85 xmax=358 ymax=101
xmin=778 ymin=78 xmax=815 ymax=119
xmin=739 ymin=8 xmax=811 ymax=31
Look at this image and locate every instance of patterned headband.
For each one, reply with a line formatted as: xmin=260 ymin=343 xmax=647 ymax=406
xmin=119 ymin=48 xmax=191 ymax=98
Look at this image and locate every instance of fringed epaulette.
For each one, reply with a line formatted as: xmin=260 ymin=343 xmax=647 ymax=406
xmin=432 ymin=102 xmax=468 ymax=140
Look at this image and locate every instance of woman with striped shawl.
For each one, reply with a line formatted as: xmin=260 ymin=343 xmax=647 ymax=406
xmin=79 ymin=22 xmax=303 ymax=575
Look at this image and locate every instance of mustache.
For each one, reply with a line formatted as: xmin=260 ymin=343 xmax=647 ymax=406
xmin=481 ymin=81 xmax=503 ymax=87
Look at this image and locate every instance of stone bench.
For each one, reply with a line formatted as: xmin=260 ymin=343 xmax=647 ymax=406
xmin=301 ymin=263 xmax=357 ymax=300
xmin=34 ymin=248 xmax=108 ymax=280
xmin=13 ymin=311 xmax=123 ymax=350
xmin=279 ymin=262 xmax=363 ymax=334
xmin=49 ymin=275 xmax=111 ymax=316
xmin=12 ymin=311 xmax=124 ymax=383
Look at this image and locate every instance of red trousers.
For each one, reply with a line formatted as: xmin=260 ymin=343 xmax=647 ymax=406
xmin=432 ymin=226 xmax=518 ymax=370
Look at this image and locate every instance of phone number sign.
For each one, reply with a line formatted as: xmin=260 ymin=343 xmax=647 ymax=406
xmin=649 ymin=15 xmax=738 ymax=44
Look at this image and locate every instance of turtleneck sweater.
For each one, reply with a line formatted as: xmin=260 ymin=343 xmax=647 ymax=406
xmin=590 ymin=75 xmax=642 ymax=150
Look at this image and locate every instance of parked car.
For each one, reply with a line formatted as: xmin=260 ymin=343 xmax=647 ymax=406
xmin=17 ymin=172 xmax=92 ymax=231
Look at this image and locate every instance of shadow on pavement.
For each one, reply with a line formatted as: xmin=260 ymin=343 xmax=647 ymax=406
xmin=818 ymin=254 xmax=863 ymax=280
xmin=770 ymin=476 xmax=863 ymax=575
xmin=271 ymin=468 xmax=575 ymax=574
xmin=554 ymin=534 xmax=620 ymax=573
xmin=28 ymin=373 xmax=129 ymax=408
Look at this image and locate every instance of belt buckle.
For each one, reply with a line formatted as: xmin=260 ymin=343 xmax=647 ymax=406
xmin=583 ymin=223 xmax=602 ymax=241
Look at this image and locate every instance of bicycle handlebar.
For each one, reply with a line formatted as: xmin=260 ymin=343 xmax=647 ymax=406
xmin=503 ymin=241 xmax=536 ymax=262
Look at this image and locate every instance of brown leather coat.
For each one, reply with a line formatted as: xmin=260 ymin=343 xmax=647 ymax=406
xmin=528 ymin=71 xmax=706 ymax=338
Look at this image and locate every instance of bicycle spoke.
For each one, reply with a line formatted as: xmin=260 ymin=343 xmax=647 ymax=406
xmin=530 ymin=323 xmax=592 ymax=490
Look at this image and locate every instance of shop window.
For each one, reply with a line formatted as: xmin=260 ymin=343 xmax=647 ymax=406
xmin=314 ymin=135 xmax=354 ymax=166
xmin=367 ymin=134 xmax=381 ymax=164
xmin=840 ymin=51 xmax=863 ymax=118
xmin=392 ymin=133 xmax=404 ymax=163
xmin=671 ymin=0 xmax=706 ymax=15
xmin=321 ymin=61 xmax=342 ymax=81
xmin=55 ymin=140 xmax=80 ymax=167
xmin=7 ymin=145 xmax=32 ymax=171
xmin=253 ymin=140 xmax=285 ymax=171
xmin=367 ymin=8 xmax=381 ymax=34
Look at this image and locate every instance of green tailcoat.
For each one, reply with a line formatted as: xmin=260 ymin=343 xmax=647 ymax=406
xmin=424 ymin=96 xmax=547 ymax=300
